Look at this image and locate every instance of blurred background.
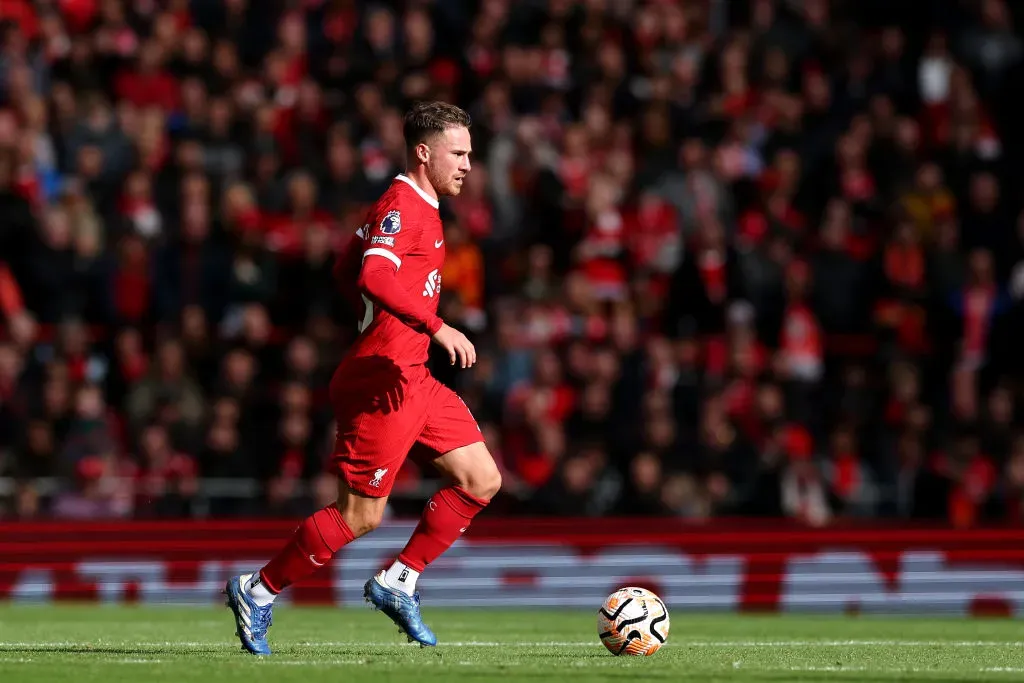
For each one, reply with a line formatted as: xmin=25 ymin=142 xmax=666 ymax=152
xmin=1 ymin=0 xmax=1024 ymax=528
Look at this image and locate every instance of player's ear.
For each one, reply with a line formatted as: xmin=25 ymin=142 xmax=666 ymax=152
xmin=415 ymin=142 xmax=430 ymax=165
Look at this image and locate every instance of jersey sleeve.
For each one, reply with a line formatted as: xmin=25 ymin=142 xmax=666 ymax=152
xmin=357 ymin=198 xmax=443 ymax=335
xmin=358 ymin=260 xmax=443 ymax=335
xmin=361 ymin=198 xmax=420 ymax=271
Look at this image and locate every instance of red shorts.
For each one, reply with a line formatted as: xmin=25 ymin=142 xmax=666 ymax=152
xmin=329 ymin=359 xmax=482 ymax=497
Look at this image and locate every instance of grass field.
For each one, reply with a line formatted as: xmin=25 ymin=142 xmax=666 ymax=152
xmin=1 ymin=605 xmax=1023 ymax=682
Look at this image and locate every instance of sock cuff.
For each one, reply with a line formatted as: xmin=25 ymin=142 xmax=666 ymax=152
xmin=450 ymin=485 xmax=491 ymax=509
xmin=437 ymin=485 xmax=489 ymax=520
xmin=257 ymin=569 xmax=282 ymax=595
xmin=311 ymin=504 xmax=356 ymax=553
xmin=326 ymin=504 xmax=357 ymax=544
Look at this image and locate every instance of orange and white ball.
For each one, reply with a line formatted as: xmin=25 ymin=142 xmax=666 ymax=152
xmin=597 ymin=587 xmax=670 ymax=656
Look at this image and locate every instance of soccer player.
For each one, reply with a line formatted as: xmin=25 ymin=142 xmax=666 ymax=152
xmin=225 ymin=102 xmax=501 ymax=655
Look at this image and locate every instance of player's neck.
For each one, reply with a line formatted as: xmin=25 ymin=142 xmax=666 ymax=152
xmin=401 ymin=168 xmax=439 ymax=203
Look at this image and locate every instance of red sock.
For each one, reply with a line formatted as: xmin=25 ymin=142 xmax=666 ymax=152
xmin=259 ymin=504 xmax=354 ymax=593
xmin=398 ymin=486 xmax=489 ymax=572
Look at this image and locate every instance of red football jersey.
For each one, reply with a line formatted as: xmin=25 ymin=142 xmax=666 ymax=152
xmin=339 ymin=174 xmax=445 ymax=367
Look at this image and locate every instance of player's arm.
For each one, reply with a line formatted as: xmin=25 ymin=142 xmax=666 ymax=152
xmin=358 ymin=206 xmax=475 ymax=366
xmin=354 ymin=206 xmax=441 ymax=335
xmin=357 ymin=257 xmax=443 ymax=335
xmin=359 ymin=258 xmax=475 ymax=367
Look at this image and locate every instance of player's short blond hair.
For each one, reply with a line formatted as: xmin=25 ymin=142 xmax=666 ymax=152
xmin=403 ymin=101 xmax=471 ymax=151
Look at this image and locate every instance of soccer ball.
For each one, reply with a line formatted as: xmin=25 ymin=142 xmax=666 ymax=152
xmin=597 ymin=586 xmax=670 ymax=656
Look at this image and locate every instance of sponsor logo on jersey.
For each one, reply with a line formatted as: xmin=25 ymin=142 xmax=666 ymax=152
xmin=371 ymin=235 xmax=395 ymax=247
xmin=379 ymin=210 xmax=401 ymax=235
xmin=422 ymin=269 xmax=441 ymax=297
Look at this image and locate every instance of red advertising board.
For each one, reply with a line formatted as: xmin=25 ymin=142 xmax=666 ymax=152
xmin=2 ymin=519 xmax=1023 ymax=614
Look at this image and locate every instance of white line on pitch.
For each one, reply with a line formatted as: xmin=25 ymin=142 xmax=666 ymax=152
xmin=778 ymin=666 xmax=1024 ymax=674
xmin=684 ymin=640 xmax=1024 ymax=647
xmin=3 ymin=639 xmax=1024 ymax=648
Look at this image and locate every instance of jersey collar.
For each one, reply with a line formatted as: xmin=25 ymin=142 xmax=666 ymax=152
xmin=395 ymin=174 xmax=440 ymax=210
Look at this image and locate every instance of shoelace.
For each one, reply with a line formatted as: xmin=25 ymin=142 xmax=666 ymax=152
xmin=400 ymin=592 xmax=420 ymax=611
xmin=405 ymin=593 xmax=424 ymax=621
xmin=389 ymin=590 xmax=422 ymax=617
xmin=251 ymin=605 xmax=273 ymax=638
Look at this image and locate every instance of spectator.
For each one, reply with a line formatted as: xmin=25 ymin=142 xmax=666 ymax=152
xmin=3 ymin=1 xmax=1024 ymax=525
xmin=126 ymin=338 xmax=205 ymax=434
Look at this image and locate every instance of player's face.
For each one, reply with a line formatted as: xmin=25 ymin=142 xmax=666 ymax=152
xmin=427 ymin=126 xmax=472 ymax=197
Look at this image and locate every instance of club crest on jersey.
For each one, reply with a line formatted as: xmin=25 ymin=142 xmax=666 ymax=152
xmin=379 ymin=210 xmax=401 ymax=235
xmin=369 ymin=468 xmax=388 ymax=487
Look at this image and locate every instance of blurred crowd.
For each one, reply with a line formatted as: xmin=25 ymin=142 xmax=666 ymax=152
xmin=2 ymin=0 xmax=1024 ymax=526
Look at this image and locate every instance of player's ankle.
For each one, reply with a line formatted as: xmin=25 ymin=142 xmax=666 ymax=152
xmin=245 ymin=572 xmax=278 ymax=607
xmin=382 ymin=562 xmax=420 ymax=596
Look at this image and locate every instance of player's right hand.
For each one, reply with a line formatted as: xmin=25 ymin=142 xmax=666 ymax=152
xmin=431 ymin=323 xmax=477 ymax=368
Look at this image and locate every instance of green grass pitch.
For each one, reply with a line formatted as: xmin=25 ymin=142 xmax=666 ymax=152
xmin=1 ymin=605 xmax=1023 ymax=681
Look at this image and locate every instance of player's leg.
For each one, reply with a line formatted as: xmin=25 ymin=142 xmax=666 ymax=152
xmin=365 ymin=441 xmax=499 ymax=647
xmin=225 ymin=477 xmax=387 ymax=655
xmin=256 ymin=477 xmax=387 ymax=595
xmin=365 ymin=384 xmax=499 ymax=646
xmin=383 ymin=441 xmax=500 ymax=593
xmin=226 ymin=371 xmax=421 ymax=656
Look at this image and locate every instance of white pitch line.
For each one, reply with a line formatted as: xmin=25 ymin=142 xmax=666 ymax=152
xmin=299 ymin=641 xmax=605 ymax=647
xmin=2 ymin=639 xmax=1024 ymax=648
xmin=0 ymin=641 xmax=604 ymax=648
xmin=779 ymin=666 xmax=869 ymax=672
xmin=684 ymin=640 xmax=1024 ymax=647
xmin=269 ymin=659 xmax=369 ymax=666
xmin=0 ymin=641 xmax=219 ymax=649
xmin=778 ymin=666 xmax=1024 ymax=675
xmin=7 ymin=657 xmax=1024 ymax=675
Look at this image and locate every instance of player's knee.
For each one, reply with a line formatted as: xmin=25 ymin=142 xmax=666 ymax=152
xmin=350 ymin=514 xmax=383 ymax=537
xmin=334 ymin=495 xmax=387 ymax=538
xmin=481 ymin=468 xmax=502 ymax=500
xmin=461 ymin=461 xmax=502 ymax=501
xmin=337 ymin=506 xmax=384 ymax=538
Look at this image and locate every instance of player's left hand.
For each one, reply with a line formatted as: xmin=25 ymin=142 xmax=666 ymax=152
xmin=431 ymin=323 xmax=477 ymax=368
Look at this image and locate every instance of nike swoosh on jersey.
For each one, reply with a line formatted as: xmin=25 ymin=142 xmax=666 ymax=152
xmin=309 ymin=554 xmax=325 ymax=567
xmin=434 ymin=239 xmax=444 ymax=248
